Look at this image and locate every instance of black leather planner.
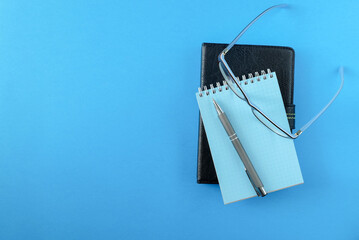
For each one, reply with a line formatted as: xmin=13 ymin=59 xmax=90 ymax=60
xmin=197 ymin=43 xmax=296 ymax=184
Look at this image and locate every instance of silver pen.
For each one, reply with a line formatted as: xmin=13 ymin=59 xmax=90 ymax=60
xmin=213 ymin=99 xmax=267 ymax=197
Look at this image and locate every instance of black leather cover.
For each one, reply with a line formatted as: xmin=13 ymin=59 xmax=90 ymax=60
xmin=197 ymin=43 xmax=296 ymax=184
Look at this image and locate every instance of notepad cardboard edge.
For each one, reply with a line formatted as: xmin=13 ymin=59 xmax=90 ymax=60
xmin=224 ymin=181 xmax=304 ymax=205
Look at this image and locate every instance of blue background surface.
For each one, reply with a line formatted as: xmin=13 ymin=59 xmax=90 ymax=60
xmin=0 ymin=0 xmax=358 ymax=239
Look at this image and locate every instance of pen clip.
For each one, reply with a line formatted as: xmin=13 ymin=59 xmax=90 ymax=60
xmin=245 ymin=169 xmax=263 ymax=197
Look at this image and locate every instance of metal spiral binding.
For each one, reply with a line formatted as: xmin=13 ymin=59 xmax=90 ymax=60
xmin=198 ymin=69 xmax=273 ymax=97
xmin=198 ymin=80 xmax=229 ymax=97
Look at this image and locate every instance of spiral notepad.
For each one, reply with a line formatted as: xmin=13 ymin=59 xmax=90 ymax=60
xmin=196 ymin=70 xmax=303 ymax=204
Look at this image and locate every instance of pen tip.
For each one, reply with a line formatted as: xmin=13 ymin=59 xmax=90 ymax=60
xmin=212 ymin=99 xmax=223 ymax=114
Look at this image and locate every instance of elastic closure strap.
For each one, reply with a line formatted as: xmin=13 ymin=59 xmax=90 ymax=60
xmin=285 ymin=104 xmax=295 ymax=131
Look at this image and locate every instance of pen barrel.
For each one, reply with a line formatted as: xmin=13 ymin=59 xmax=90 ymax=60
xmin=218 ymin=112 xmax=236 ymax=137
xmin=231 ymin=138 xmax=264 ymax=188
xmin=218 ymin=113 xmax=264 ymax=189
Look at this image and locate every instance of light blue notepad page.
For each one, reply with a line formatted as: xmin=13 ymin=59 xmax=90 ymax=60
xmin=196 ymin=72 xmax=303 ymax=204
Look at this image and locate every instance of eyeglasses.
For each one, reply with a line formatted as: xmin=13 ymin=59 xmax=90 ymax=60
xmin=218 ymin=4 xmax=344 ymax=139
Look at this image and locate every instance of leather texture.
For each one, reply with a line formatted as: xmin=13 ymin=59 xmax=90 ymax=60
xmin=198 ymin=43 xmax=296 ymax=184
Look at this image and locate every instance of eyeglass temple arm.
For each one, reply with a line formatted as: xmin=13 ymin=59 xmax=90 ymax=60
xmin=218 ymin=4 xmax=344 ymax=139
xmin=218 ymin=4 xmax=287 ymax=88
xmin=297 ymin=67 xmax=345 ymax=135
xmin=218 ymin=4 xmax=287 ymax=82
xmin=220 ymin=4 xmax=288 ymax=56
